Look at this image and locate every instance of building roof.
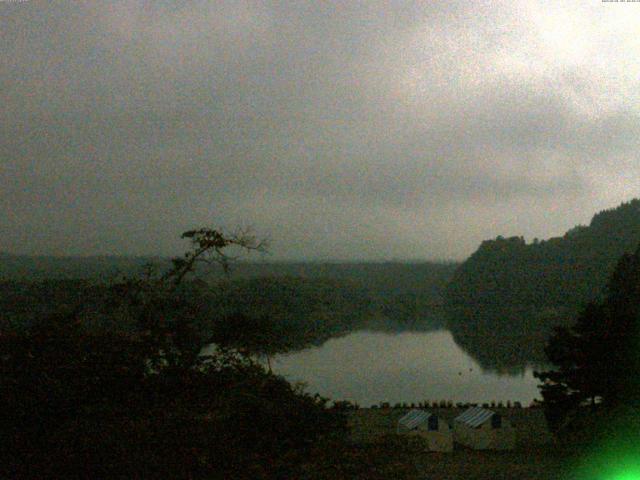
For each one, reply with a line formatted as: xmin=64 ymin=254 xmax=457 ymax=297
xmin=398 ymin=409 xmax=433 ymax=429
xmin=454 ymin=407 xmax=496 ymax=428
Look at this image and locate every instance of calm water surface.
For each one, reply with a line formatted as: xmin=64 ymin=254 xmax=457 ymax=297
xmin=272 ymin=330 xmax=541 ymax=406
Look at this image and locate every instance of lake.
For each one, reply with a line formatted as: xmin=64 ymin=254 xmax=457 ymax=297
xmin=271 ymin=330 xmax=542 ymax=406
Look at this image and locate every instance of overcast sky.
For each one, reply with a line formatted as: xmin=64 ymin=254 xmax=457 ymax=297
xmin=2 ymin=1 xmax=640 ymax=260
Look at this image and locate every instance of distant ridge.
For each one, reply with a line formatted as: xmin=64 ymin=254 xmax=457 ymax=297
xmin=0 ymin=254 xmax=169 ymax=280
xmin=0 ymin=251 xmax=457 ymax=282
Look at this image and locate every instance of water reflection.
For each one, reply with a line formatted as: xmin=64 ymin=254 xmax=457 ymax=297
xmin=444 ymin=305 xmax=563 ymax=374
xmin=272 ymin=330 xmax=542 ymax=406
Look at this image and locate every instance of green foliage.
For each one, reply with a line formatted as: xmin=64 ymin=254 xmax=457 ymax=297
xmin=207 ymin=276 xmax=374 ymax=354
xmin=446 ymin=199 xmax=640 ymax=371
xmin=0 ymin=260 xmax=458 ymax=357
xmin=0 ymin=312 xmax=345 ymax=477
xmin=535 ymin=243 xmax=640 ymax=433
xmin=0 ymin=228 xmax=350 ymax=478
xmin=448 ymin=198 xmax=640 ymax=309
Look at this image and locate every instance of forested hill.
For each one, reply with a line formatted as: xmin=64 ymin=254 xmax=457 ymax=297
xmin=445 ymin=199 xmax=640 ymax=371
xmin=446 ymin=198 xmax=640 ymax=311
xmin=0 ymin=258 xmax=459 ymax=345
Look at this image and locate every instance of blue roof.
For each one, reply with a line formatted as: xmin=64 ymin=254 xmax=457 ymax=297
xmin=398 ymin=409 xmax=433 ymax=429
xmin=454 ymin=407 xmax=495 ymax=428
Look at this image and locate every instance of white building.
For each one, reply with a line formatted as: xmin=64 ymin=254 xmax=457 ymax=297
xmin=453 ymin=407 xmax=515 ymax=450
xmin=397 ymin=409 xmax=453 ymax=452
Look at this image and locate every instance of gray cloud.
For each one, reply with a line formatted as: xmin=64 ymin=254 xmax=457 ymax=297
xmin=2 ymin=1 xmax=640 ymax=259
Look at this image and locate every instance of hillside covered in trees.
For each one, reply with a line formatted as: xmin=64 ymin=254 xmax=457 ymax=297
xmin=0 ymin=260 xmax=458 ymax=355
xmin=445 ymin=199 xmax=640 ymax=372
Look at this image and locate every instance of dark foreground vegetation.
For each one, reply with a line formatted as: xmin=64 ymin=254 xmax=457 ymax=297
xmin=527 ymin=241 xmax=640 ymax=480
xmin=0 ymin=314 xmax=340 ymax=478
xmin=536 ymin=241 xmax=640 ymax=432
xmin=0 ymin=232 xmax=308 ymax=477
xmin=0 ymin=229 xmax=426 ymax=479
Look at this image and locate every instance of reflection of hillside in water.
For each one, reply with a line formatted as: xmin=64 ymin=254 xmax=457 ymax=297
xmin=447 ymin=330 xmax=548 ymax=376
xmin=293 ymin=307 xmax=550 ymax=377
xmin=272 ymin=330 xmax=542 ymax=405
xmin=359 ymin=309 xmax=447 ymax=334
xmin=282 ymin=310 xmax=446 ymax=353
xmin=444 ymin=305 xmax=567 ymax=375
